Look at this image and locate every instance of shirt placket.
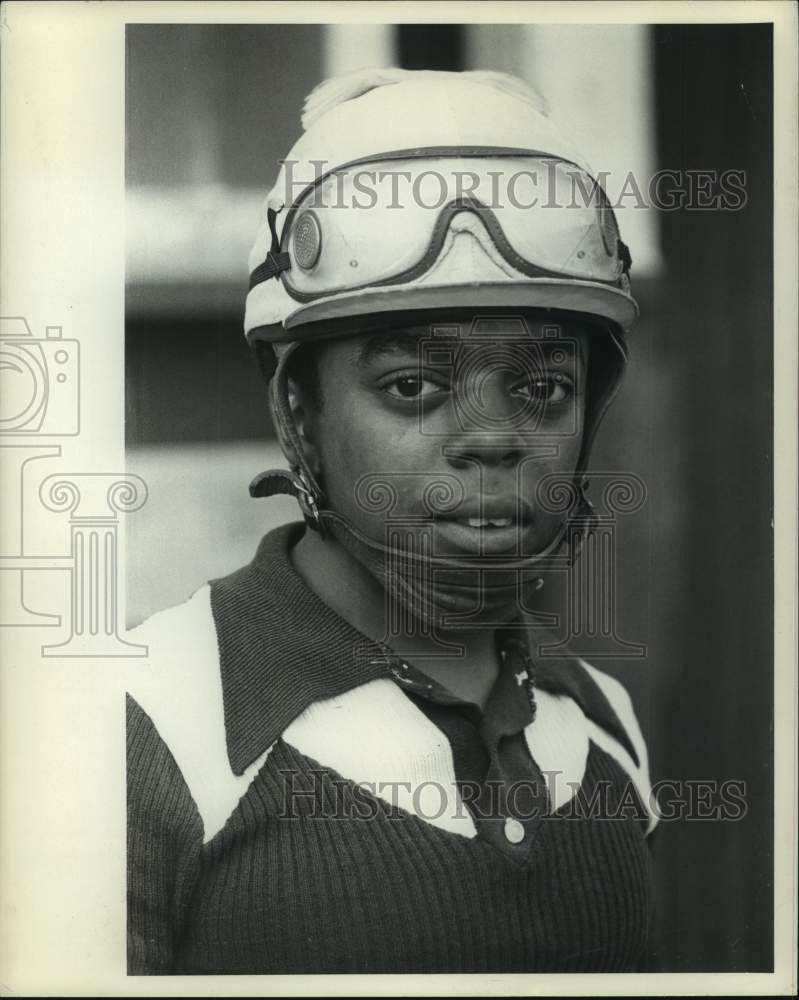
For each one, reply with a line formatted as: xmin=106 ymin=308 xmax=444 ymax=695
xmin=381 ymin=639 xmax=551 ymax=863
xmin=472 ymin=639 xmax=550 ymax=860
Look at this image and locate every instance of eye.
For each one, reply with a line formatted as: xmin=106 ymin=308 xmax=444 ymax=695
xmin=382 ymin=375 xmax=447 ymax=400
xmin=511 ymin=372 xmax=574 ymax=404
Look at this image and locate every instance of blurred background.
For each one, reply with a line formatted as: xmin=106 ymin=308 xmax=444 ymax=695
xmin=125 ymin=23 xmax=773 ymax=972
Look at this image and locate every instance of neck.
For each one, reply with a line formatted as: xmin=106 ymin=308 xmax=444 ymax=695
xmin=290 ymin=525 xmax=504 ymax=707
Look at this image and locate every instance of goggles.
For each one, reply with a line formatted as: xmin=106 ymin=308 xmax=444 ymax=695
xmin=249 ymin=150 xmax=632 ymax=322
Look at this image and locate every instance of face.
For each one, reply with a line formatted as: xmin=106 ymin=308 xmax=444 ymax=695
xmin=296 ymin=313 xmax=589 ymax=567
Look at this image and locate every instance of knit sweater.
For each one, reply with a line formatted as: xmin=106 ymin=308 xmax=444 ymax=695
xmin=127 ymin=522 xmax=657 ymax=975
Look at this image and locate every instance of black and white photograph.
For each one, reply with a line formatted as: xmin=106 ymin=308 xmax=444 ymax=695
xmin=0 ymin=2 xmax=796 ymax=995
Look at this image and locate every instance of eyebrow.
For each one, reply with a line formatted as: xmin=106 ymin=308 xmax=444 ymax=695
xmin=356 ymin=326 xmax=589 ymax=371
xmin=357 ymin=330 xmax=427 ymax=366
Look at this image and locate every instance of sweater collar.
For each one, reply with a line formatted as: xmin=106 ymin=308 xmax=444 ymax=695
xmin=210 ymin=522 xmax=393 ymax=775
xmin=210 ymin=521 xmax=638 ymax=776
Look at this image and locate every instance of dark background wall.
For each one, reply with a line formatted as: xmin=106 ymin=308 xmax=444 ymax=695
xmin=126 ymin=23 xmax=774 ymax=972
xmin=646 ymin=23 xmax=773 ymax=971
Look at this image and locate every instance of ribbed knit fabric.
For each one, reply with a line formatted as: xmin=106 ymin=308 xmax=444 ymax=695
xmin=127 ymin=697 xmax=203 ymax=974
xmin=127 ymin=522 xmax=655 ymax=974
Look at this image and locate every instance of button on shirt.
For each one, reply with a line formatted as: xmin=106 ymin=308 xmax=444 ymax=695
xmin=382 ymin=635 xmax=551 ymax=861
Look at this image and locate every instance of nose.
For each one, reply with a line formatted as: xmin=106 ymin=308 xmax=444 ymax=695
xmin=444 ymin=368 xmax=534 ymax=469
xmin=445 ymin=432 xmax=525 ymax=470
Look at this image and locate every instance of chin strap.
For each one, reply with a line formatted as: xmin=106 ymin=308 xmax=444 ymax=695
xmin=250 ymin=461 xmax=595 ymax=623
xmin=250 ymin=467 xmax=326 ymax=539
xmin=250 ymin=465 xmax=596 ymax=571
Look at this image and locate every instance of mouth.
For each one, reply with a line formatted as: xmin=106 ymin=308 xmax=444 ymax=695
xmin=456 ymin=516 xmax=515 ymax=529
xmin=432 ymin=508 xmax=534 ymax=555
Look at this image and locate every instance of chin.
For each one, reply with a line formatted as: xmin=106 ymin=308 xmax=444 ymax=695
xmin=382 ymin=564 xmax=540 ymax=630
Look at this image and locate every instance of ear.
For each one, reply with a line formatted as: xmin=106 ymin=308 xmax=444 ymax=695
xmin=287 ymin=377 xmax=322 ymax=478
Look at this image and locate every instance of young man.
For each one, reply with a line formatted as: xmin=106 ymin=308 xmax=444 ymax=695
xmin=127 ymin=69 xmax=657 ymax=975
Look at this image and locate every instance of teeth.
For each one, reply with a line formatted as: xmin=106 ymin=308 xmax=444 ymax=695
xmin=462 ymin=517 xmax=513 ymax=529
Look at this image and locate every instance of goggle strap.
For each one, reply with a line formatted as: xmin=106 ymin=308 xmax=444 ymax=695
xmin=249 ymin=207 xmax=291 ymax=289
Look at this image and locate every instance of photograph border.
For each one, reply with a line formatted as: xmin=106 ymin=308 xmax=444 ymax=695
xmin=0 ymin=1 xmax=796 ymax=995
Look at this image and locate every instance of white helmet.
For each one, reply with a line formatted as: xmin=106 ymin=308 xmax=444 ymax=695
xmin=245 ymin=69 xmax=639 ymax=614
xmin=245 ymin=68 xmax=637 ymax=343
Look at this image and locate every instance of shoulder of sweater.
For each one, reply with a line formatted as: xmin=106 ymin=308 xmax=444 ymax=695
xmin=575 ymin=658 xmax=657 ymax=835
xmin=576 ymin=659 xmax=649 ymax=767
xmin=128 ymin=583 xmax=217 ymax=653
xmin=522 ymin=626 xmax=656 ymax=833
xmin=126 ymin=585 xmax=272 ymax=843
xmin=526 ymin=628 xmax=649 ymax=770
xmin=126 ymin=585 xmax=221 ymax=748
